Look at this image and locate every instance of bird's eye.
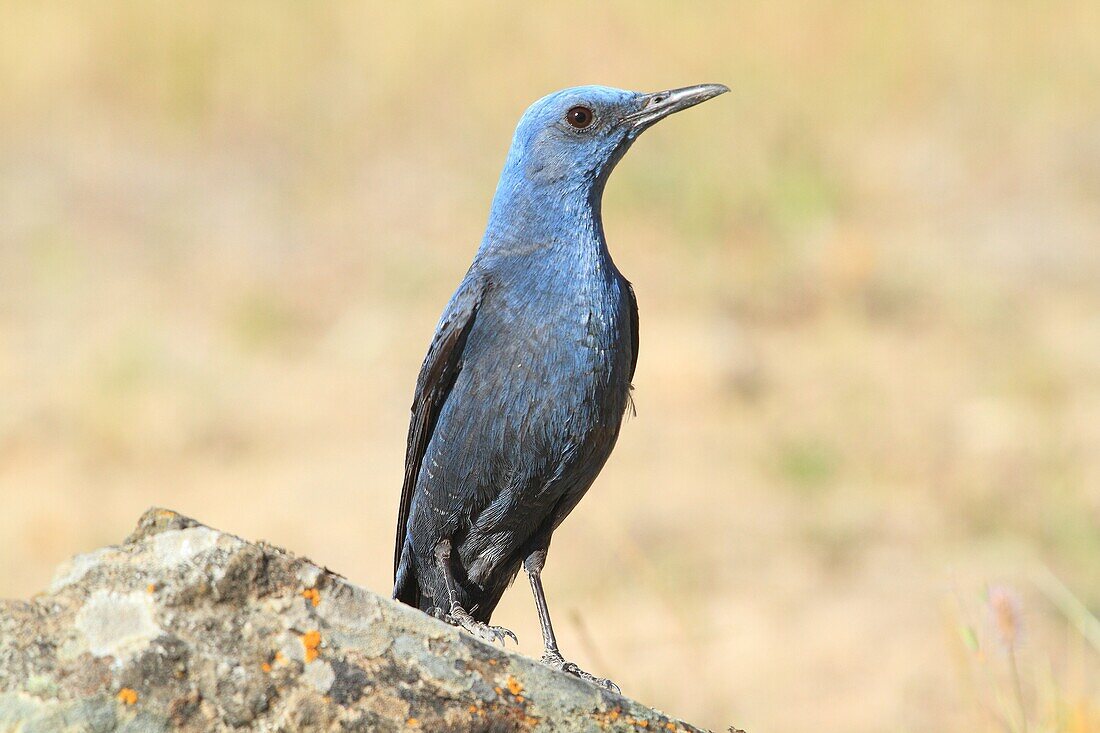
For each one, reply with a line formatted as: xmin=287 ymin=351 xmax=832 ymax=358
xmin=566 ymin=105 xmax=594 ymax=129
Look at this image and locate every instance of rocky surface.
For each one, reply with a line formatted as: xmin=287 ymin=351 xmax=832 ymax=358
xmin=0 ymin=508 xmax=708 ymax=732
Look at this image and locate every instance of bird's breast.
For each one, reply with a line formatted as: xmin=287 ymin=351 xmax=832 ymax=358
xmin=472 ymin=264 xmax=631 ymax=429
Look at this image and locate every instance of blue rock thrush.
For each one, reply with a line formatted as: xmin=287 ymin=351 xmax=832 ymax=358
xmin=393 ymin=83 xmax=728 ymax=689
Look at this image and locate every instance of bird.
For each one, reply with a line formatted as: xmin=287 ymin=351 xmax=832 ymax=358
xmin=392 ymin=83 xmax=728 ymax=690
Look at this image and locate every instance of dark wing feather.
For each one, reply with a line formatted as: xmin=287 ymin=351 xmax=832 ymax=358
xmin=626 ymin=281 xmax=639 ymax=383
xmin=393 ymin=277 xmax=484 ymax=579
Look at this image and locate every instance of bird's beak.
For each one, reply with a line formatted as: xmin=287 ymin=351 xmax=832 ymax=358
xmin=621 ymin=83 xmax=730 ymax=132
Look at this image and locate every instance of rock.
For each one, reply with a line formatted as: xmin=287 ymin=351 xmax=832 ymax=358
xmin=0 ymin=508 xmax=709 ymax=732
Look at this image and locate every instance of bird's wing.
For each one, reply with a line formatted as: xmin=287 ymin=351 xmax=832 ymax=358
xmin=394 ymin=275 xmax=484 ymax=578
xmin=626 ymin=281 xmax=639 ymax=383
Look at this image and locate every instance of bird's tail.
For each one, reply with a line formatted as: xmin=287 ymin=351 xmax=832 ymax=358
xmin=392 ymin=541 xmax=423 ymax=610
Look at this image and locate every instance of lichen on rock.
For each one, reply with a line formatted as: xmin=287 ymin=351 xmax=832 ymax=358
xmin=0 ymin=508 xmax=709 ymax=732
xmin=75 ymin=589 xmax=162 ymax=661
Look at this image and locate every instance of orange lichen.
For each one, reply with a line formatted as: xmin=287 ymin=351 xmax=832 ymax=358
xmin=494 ymin=686 xmax=503 ymax=695
xmin=406 ymin=718 xmax=419 ymax=727
xmin=274 ymin=651 xmax=286 ymax=664
xmin=301 ymin=630 xmax=322 ymax=662
xmin=488 ymin=658 xmax=498 ymax=665
xmin=596 ymin=707 xmax=668 ymax=730
xmin=261 ymin=662 xmax=272 ymax=673
xmin=145 ymin=583 xmax=156 ymax=594
xmin=301 ymin=588 xmax=320 ymax=607
xmin=506 ymin=676 xmax=524 ymax=696
xmin=117 ymin=688 xmax=138 ymax=705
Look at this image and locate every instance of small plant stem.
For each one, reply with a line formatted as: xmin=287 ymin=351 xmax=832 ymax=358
xmin=1008 ymin=646 xmax=1028 ymax=733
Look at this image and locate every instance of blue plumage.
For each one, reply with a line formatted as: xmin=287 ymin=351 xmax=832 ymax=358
xmin=393 ymin=83 xmax=727 ymax=689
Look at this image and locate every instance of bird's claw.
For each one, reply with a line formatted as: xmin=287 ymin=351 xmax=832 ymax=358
xmin=440 ymin=606 xmax=517 ymax=646
xmin=540 ymin=650 xmax=620 ymax=693
xmin=473 ymin=623 xmax=518 ymax=646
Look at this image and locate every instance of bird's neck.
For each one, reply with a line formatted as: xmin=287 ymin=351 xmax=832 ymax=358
xmin=477 ymin=175 xmax=611 ymax=266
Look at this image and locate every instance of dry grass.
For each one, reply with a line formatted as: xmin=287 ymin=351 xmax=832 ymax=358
xmin=2 ymin=3 xmax=1100 ymax=731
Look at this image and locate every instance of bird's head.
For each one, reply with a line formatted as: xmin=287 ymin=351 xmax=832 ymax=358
xmin=499 ymin=83 xmax=729 ymax=197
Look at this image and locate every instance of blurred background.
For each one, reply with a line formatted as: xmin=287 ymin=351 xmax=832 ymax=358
xmin=2 ymin=2 xmax=1099 ymax=731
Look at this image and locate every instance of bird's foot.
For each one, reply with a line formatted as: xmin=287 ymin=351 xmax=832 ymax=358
xmin=540 ymin=649 xmax=620 ymax=693
xmin=437 ymin=605 xmax=517 ymax=646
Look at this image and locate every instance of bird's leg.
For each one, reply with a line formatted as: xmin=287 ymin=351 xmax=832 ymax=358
xmin=433 ymin=540 xmax=517 ymax=646
xmin=524 ymin=549 xmax=619 ymax=693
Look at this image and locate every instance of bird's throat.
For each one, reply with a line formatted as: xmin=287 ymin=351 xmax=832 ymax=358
xmin=479 ymin=177 xmax=611 ymax=264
